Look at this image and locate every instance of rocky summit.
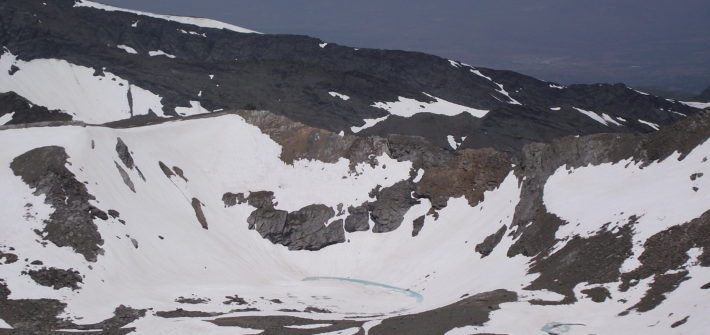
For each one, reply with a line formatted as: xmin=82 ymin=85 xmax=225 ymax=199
xmin=0 ymin=1 xmax=709 ymax=334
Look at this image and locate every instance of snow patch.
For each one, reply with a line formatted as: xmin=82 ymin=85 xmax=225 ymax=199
xmin=319 ymin=43 xmax=328 ymax=48
xmin=179 ymin=29 xmax=206 ymax=37
xmin=74 ymin=0 xmax=259 ymax=34
xmin=116 ymin=44 xmax=138 ymax=54
xmin=573 ymin=108 xmax=622 ymax=126
xmin=470 ymin=69 xmax=521 ymax=105
xmin=328 ymin=92 xmax=350 ymax=101
xmin=549 ymin=84 xmax=565 ymax=89
xmin=0 ymin=112 xmax=14 ymax=125
xmin=638 ymin=119 xmax=660 ymax=130
xmin=148 ymin=50 xmax=176 ymax=59
xmin=372 ymin=93 xmax=489 ymax=118
xmin=447 ymin=135 xmax=458 ymax=150
xmin=350 ymin=116 xmax=388 ymax=133
xmin=550 ymin=107 xmax=561 ymax=111
xmin=0 ymin=318 xmax=11 ymax=329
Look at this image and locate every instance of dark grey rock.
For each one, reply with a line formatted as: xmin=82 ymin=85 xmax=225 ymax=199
xmin=223 ymin=295 xmax=248 ymax=305
xmin=475 ymin=225 xmax=507 ymax=257
xmin=222 ymin=192 xmax=246 ymax=207
xmin=191 ymin=198 xmax=208 ymax=230
xmin=247 ymin=191 xmax=275 ymax=209
xmin=369 ymin=181 xmax=419 ymax=233
xmin=114 ymin=161 xmax=135 ymax=193
xmin=369 ymin=289 xmax=517 ymax=335
xmin=411 ymin=215 xmax=425 ymax=237
xmin=173 ymin=166 xmax=188 ymax=181
xmin=248 ymin=204 xmax=344 ymax=251
xmin=156 ymin=309 xmax=222 ymax=318
xmin=0 ymin=251 xmax=18 ymax=264
xmin=344 ymin=204 xmax=370 ymax=233
xmin=10 ymin=146 xmax=104 ymax=262
xmin=158 ymin=161 xmax=174 ymax=178
xmin=115 ymin=138 xmax=134 ymax=169
xmin=0 ymin=92 xmax=72 ymax=125
xmin=26 ymin=267 xmax=83 ymax=290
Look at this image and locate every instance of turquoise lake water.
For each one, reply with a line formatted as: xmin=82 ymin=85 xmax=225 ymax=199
xmin=302 ymin=276 xmax=424 ymax=303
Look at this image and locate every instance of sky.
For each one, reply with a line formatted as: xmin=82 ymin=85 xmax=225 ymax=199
xmin=98 ymin=0 xmax=710 ymax=93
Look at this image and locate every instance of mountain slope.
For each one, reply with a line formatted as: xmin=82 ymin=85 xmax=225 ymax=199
xmin=1 ymin=1 xmax=709 ymax=334
xmin=0 ymin=0 xmax=702 ymax=153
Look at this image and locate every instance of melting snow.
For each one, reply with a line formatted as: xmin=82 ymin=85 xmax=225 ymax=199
xmin=116 ymin=44 xmax=138 ymax=54
xmin=549 ymin=84 xmax=565 ymax=89
xmin=319 ymin=42 xmax=328 ymax=48
xmin=74 ymin=0 xmax=260 ymax=34
xmin=328 ymin=92 xmax=350 ymax=101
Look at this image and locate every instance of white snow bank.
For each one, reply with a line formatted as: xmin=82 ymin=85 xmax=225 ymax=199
xmin=74 ymin=0 xmax=259 ymax=34
xmin=680 ymin=101 xmax=710 ymax=109
xmin=0 ymin=51 xmax=165 ymax=123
